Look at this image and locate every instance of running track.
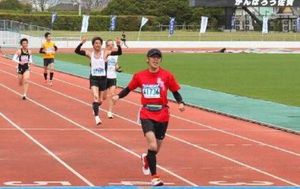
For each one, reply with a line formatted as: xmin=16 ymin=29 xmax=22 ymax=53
xmin=0 ymin=57 xmax=299 ymax=187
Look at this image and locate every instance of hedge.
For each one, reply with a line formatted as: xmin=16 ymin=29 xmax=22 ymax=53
xmin=0 ymin=13 xmax=162 ymax=31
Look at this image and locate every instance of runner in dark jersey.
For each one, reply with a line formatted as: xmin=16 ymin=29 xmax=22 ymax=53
xmin=12 ymin=38 xmax=33 ymax=100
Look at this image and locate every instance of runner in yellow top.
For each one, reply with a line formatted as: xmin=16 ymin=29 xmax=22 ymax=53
xmin=39 ymin=32 xmax=58 ymax=86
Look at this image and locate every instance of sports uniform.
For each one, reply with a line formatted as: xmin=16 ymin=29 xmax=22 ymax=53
xmin=12 ymin=43 xmax=33 ymax=100
xmin=89 ymin=50 xmax=107 ymax=91
xmin=41 ymin=41 xmax=57 ymax=66
xmin=127 ymin=68 xmax=180 ymax=139
xmin=75 ymin=38 xmax=122 ymax=125
xmin=14 ymin=49 xmax=32 ymax=75
xmin=106 ymin=55 xmax=118 ymax=89
xmin=116 ymin=48 xmax=184 ymax=186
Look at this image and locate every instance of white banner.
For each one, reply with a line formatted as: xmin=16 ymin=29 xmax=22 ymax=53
xmin=200 ymin=16 xmax=208 ymax=33
xmin=297 ymin=17 xmax=300 ymax=32
xmin=262 ymin=16 xmax=268 ymax=34
xmin=81 ymin=15 xmax=90 ymax=33
xmin=140 ymin=17 xmax=149 ymax=29
xmin=51 ymin=13 xmax=57 ymax=24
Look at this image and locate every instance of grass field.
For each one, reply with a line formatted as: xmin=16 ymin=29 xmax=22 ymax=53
xmin=40 ymin=53 xmax=300 ymax=107
xmin=26 ymin=30 xmax=300 ymax=41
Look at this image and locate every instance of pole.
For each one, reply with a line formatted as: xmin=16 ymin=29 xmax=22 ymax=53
xmin=79 ymin=0 xmax=82 ymax=16
xmin=137 ymin=27 xmax=142 ymax=41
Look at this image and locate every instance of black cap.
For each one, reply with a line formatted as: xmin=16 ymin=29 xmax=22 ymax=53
xmin=147 ymin=48 xmax=162 ymax=57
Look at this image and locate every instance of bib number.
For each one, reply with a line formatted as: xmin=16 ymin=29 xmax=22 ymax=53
xmin=46 ymin=48 xmax=54 ymax=54
xmin=108 ymin=66 xmax=115 ymax=71
xmin=92 ymin=67 xmax=104 ymax=76
xmin=20 ymin=55 xmax=29 ymax=64
xmin=143 ymin=84 xmax=161 ymax=99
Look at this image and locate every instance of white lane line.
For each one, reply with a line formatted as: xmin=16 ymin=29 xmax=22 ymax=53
xmin=0 ymin=112 xmax=94 ymax=186
xmin=0 ymin=128 xmax=208 ymax=131
xmin=1 ymin=77 xmax=299 ymax=186
xmin=167 ymin=134 xmax=299 ymax=186
xmin=0 ymin=84 xmax=198 ymax=187
xmin=2 ymin=64 xmax=298 ymax=158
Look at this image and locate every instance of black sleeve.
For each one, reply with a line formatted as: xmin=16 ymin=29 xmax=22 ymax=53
xmin=118 ymin=87 xmax=131 ymax=98
xmin=172 ymin=91 xmax=185 ymax=104
xmin=54 ymin=45 xmax=58 ymax=51
xmin=75 ymin=43 xmax=86 ymax=56
xmin=39 ymin=48 xmax=45 ymax=54
xmin=110 ymin=45 xmax=122 ymax=56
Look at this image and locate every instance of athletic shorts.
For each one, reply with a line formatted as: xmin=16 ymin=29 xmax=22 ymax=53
xmin=44 ymin=58 xmax=54 ymax=67
xmin=17 ymin=63 xmax=29 ymax=75
xmin=106 ymin=78 xmax=117 ymax=89
xmin=140 ymin=119 xmax=168 ymax=140
xmin=89 ymin=75 xmax=107 ymax=91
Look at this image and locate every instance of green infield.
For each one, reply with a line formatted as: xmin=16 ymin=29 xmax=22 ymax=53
xmin=39 ymin=53 xmax=300 ymax=107
xmin=25 ymin=31 xmax=300 ymax=41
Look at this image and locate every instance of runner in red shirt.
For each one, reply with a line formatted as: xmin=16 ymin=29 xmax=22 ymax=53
xmin=112 ymin=48 xmax=185 ymax=186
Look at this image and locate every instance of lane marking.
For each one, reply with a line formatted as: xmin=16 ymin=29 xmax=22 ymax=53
xmin=1 ymin=65 xmax=298 ymax=158
xmin=0 ymin=128 xmax=208 ymax=131
xmin=0 ymin=113 xmax=94 ymax=186
xmin=1 ymin=82 xmax=299 ymax=186
xmin=109 ymin=181 xmax=175 ymax=186
xmin=3 ymin=181 xmax=71 ymax=186
xmin=0 ymin=84 xmax=198 ymax=187
xmin=167 ymin=134 xmax=299 ymax=186
xmin=209 ymin=181 xmax=274 ymax=186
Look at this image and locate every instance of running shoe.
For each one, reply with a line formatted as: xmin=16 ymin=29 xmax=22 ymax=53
xmin=107 ymin=111 xmax=113 ymax=119
xmin=151 ymin=175 xmax=164 ymax=186
xmin=141 ymin=153 xmax=150 ymax=175
xmin=95 ymin=116 xmax=102 ymax=125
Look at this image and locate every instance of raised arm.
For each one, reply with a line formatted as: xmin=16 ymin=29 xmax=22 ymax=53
xmin=106 ymin=37 xmax=122 ymax=57
xmin=75 ymin=37 xmax=90 ymax=58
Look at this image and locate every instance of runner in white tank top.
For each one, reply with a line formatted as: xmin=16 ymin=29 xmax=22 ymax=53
xmin=75 ymin=36 xmax=122 ymax=125
xmin=90 ymin=50 xmax=106 ymax=77
xmin=103 ymin=39 xmax=122 ymax=118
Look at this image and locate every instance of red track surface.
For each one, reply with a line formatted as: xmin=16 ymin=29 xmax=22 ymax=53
xmin=0 ymin=57 xmax=299 ymax=187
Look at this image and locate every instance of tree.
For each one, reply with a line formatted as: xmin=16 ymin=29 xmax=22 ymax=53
xmin=31 ymin=0 xmax=60 ymax=11
xmin=102 ymin=0 xmax=224 ymax=25
xmin=70 ymin=0 xmax=111 ymax=12
xmin=0 ymin=0 xmax=23 ymax=10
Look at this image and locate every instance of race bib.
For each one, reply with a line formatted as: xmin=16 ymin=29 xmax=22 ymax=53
xmin=20 ymin=55 xmax=29 ymax=63
xmin=107 ymin=65 xmax=115 ymax=71
xmin=46 ymin=47 xmax=54 ymax=54
xmin=92 ymin=67 xmax=105 ymax=76
xmin=142 ymin=84 xmax=161 ymax=99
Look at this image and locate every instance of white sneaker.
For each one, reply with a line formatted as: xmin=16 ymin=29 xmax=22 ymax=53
xmin=49 ymin=80 xmax=53 ymax=86
xmin=141 ymin=153 xmax=150 ymax=175
xmin=107 ymin=111 xmax=113 ymax=119
xmin=151 ymin=175 xmax=164 ymax=186
xmin=95 ymin=116 xmax=102 ymax=125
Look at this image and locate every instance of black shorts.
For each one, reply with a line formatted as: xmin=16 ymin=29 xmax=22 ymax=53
xmin=44 ymin=58 xmax=54 ymax=67
xmin=140 ymin=119 xmax=168 ymax=140
xmin=89 ymin=75 xmax=107 ymax=91
xmin=17 ymin=64 xmax=29 ymax=75
xmin=106 ymin=78 xmax=117 ymax=89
